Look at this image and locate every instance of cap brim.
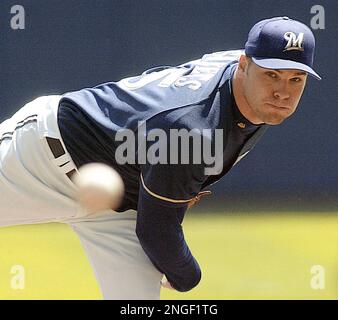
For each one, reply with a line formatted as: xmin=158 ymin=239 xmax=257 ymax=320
xmin=252 ymin=57 xmax=322 ymax=80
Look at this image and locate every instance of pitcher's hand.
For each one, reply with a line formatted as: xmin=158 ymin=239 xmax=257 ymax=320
xmin=161 ymin=276 xmax=175 ymax=290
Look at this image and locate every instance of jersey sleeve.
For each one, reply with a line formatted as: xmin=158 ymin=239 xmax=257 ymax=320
xmin=136 ymin=151 xmax=206 ymax=291
xmin=135 ymin=113 xmax=207 ymax=291
xmin=136 ymin=184 xmax=202 ymax=291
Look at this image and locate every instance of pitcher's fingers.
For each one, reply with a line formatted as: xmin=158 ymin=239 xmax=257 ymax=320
xmin=161 ymin=279 xmax=175 ymax=290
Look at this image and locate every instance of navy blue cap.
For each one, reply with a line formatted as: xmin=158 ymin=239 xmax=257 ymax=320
xmin=245 ymin=16 xmax=321 ymax=80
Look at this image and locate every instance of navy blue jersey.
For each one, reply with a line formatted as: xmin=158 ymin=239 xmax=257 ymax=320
xmin=57 ymin=50 xmax=269 ymax=291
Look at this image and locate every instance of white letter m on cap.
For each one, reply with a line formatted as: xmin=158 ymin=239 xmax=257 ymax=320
xmin=284 ymin=32 xmax=304 ymax=52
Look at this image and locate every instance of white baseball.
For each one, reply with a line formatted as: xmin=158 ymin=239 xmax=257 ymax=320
xmin=72 ymin=163 xmax=124 ymax=214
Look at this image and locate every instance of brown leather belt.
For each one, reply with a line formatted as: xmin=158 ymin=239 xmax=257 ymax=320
xmin=45 ymin=137 xmax=77 ymax=180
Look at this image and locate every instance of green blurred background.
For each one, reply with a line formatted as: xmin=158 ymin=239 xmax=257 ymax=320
xmin=1 ymin=210 xmax=337 ymax=300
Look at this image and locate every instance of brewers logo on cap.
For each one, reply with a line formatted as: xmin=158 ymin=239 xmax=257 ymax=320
xmin=284 ymin=32 xmax=305 ymax=52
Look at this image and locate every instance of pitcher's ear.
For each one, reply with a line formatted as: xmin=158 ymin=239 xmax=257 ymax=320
xmin=238 ymin=55 xmax=250 ymax=72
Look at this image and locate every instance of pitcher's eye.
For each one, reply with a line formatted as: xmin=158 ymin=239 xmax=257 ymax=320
xmin=291 ymin=77 xmax=302 ymax=82
xmin=266 ymin=72 xmax=277 ymax=78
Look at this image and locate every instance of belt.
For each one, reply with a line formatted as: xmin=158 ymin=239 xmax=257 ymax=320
xmin=45 ymin=137 xmax=77 ymax=180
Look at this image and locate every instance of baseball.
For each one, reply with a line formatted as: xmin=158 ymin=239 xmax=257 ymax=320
xmin=72 ymin=163 xmax=124 ymax=214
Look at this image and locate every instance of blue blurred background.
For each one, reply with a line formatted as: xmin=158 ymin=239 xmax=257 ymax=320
xmin=0 ymin=0 xmax=336 ymax=211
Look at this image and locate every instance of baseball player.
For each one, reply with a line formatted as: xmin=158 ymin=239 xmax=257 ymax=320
xmin=0 ymin=17 xmax=321 ymax=299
